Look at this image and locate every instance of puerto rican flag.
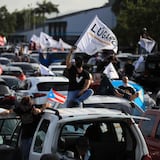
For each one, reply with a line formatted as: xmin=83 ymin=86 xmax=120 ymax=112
xmin=47 ymin=89 xmax=66 ymax=104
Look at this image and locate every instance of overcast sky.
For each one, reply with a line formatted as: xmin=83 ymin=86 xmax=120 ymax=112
xmin=0 ymin=0 xmax=108 ymax=14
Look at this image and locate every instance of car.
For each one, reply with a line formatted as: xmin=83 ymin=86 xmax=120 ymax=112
xmin=1 ymin=65 xmax=26 ymax=81
xmin=0 ymin=52 xmax=16 ymax=61
xmin=9 ymin=62 xmax=40 ymax=77
xmin=139 ymin=109 xmax=160 ymax=160
xmin=82 ymin=95 xmax=145 ymax=115
xmin=48 ymin=64 xmax=66 ymax=76
xmin=56 ymin=94 xmax=144 ymax=116
xmin=16 ymin=76 xmax=69 ymax=107
xmin=0 ymin=107 xmax=152 ymax=160
xmin=39 ymin=51 xmax=68 ymax=66
xmin=0 ymin=75 xmax=22 ymax=90
xmin=0 ymin=57 xmax=11 ymax=65
xmin=93 ymin=75 xmax=156 ymax=111
xmin=29 ymin=53 xmax=40 ymax=63
xmin=135 ymin=54 xmax=160 ymax=90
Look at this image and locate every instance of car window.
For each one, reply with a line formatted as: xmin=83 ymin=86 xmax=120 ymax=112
xmin=33 ymin=119 xmax=50 ymax=153
xmin=58 ymin=120 xmax=136 ymax=159
xmin=155 ymin=121 xmax=160 ymax=139
xmin=0 ymin=118 xmax=20 ymax=145
xmin=37 ymin=82 xmax=68 ymax=91
xmin=140 ymin=114 xmax=155 ymax=137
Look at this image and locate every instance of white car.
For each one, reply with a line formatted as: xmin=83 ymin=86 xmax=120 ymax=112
xmin=16 ymin=76 xmax=69 ymax=106
xmin=0 ymin=107 xmax=152 ymax=160
xmin=48 ymin=65 xmax=66 ymax=76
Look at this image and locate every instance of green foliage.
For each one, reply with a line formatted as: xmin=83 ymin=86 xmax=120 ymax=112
xmin=0 ymin=6 xmax=16 ymax=35
xmin=113 ymin=0 xmax=160 ymax=52
xmin=0 ymin=1 xmax=59 ymax=36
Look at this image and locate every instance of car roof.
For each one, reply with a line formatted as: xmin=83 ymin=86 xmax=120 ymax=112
xmin=49 ymin=65 xmax=66 ymax=69
xmin=44 ymin=107 xmax=129 ymax=120
xmin=26 ymin=76 xmax=69 ymax=83
xmin=0 ymin=75 xmax=20 ymax=79
xmin=2 ymin=65 xmax=23 ymax=72
xmin=43 ymin=107 xmax=147 ymax=122
xmin=83 ymin=95 xmax=130 ymax=104
xmin=0 ymin=77 xmax=7 ymax=85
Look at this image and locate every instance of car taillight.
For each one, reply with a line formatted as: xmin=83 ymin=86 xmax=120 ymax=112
xmin=33 ymin=93 xmax=46 ymax=98
xmin=4 ymin=95 xmax=16 ymax=101
xmin=142 ymin=154 xmax=152 ymax=160
xmin=19 ymin=74 xmax=26 ymax=81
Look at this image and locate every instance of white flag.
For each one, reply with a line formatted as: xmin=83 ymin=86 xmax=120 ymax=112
xmin=75 ymin=15 xmax=118 ymax=55
xmin=138 ymin=38 xmax=155 ymax=53
xmin=39 ymin=64 xmax=55 ymax=76
xmin=31 ymin=34 xmax=40 ymax=45
xmin=134 ymin=55 xmax=144 ymax=70
xmin=57 ymin=38 xmax=72 ymax=50
xmin=103 ymin=62 xmax=119 ymax=79
xmin=40 ymin=32 xmax=58 ymax=49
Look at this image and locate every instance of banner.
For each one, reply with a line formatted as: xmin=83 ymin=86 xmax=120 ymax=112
xmin=75 ymin=15 xmax=118 ymax=55
xmin=103 ymin=62 xmax=119 ymax=79
xmin=31 ymin=34 xmax=40 ymax=45
xmin=138 ymin=38 xmax=156 ymax=53
xmin=57 ymin=38 xmax=72 ymax=50
xmin=134 ymin=55 xmax=144 ymax=71
xmin=39 ymin=32 xmax=58 ymax=49
xmin=39 ymin=64 xmax=55 ymax=76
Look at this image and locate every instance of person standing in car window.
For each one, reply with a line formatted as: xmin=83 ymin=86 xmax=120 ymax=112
xmin=0 ymin=96 xmax=42 ymax=160
xmin=65 ymin=47 xmax=94 ymax=108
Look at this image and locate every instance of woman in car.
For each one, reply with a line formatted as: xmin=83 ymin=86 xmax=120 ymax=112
xmin=0 ymin=96 xmax=42 ymax=160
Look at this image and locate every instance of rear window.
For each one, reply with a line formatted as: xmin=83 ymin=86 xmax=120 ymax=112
xmin=2 ymin=71 xmax=22 ymax=76
xmin=11 ymin=64 xmax=33 ymax=71
xmin=37 ymin=82 xmax=68 ymax=91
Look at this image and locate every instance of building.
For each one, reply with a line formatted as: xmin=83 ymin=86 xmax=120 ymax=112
xmin=10 ymin=3 xmax=117 ymax=45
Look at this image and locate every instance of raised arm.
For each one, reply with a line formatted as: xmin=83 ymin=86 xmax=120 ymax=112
xmin=66 ymin=47 xmax=76 ymax=69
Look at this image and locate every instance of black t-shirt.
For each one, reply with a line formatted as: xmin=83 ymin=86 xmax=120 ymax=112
xmin=67 ymin=65 xmax=90 ymax=91
xmin=118 ymin=85 xmax=136 ymax=95
xmin=14 ymin=105 xmax=41 ymax=139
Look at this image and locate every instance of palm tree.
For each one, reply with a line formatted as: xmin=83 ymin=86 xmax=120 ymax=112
xmin=34 ymin=0 xmax=59 ymax=31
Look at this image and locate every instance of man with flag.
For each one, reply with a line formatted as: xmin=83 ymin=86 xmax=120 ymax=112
xmin=65 ymin=47 xmax=94 ymax=108
xmin=138 ymin=27 xmax=156 ymax=54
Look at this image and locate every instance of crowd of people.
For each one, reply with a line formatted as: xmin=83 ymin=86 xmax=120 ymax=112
xmin=0 ymin=37 xmax=145 ymax=160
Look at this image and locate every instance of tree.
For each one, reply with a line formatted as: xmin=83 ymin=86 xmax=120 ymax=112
xmin=112 ymin=0 xmax=160 ymax=53
xmin=34 ymin=0 xmax=59 ymax=26
xmin=0 ymin=6 xmax=16 ymax=36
